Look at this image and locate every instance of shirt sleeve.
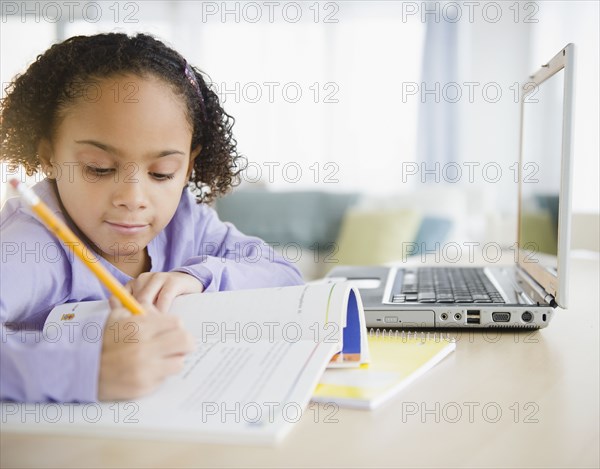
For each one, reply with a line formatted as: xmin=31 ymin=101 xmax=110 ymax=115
xmin=0 ymin=211 xmax=105 ymax=403
xmin=171 ymin=204 xmax=305 ymax=292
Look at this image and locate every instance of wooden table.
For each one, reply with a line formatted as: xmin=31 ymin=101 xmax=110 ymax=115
xmin=2 ymin=254 xmax=598 ymax=468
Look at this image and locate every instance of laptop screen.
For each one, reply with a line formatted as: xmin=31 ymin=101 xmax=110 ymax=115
xmin=518 ymin=68 xmax=564 ymax=272
xmin=517 ymin=44 xmax=574 ymax=308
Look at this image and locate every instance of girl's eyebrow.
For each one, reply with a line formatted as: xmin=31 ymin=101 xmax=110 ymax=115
xmin=74 ymin=140 xmax=186 ymax=158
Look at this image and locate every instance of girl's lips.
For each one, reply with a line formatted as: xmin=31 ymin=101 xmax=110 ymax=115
xmin=105 ymin=221 xmax=149 ymax=235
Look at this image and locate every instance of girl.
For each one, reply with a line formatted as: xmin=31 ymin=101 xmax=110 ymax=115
xmin=0 ymin=33 xmax=304 ymax=403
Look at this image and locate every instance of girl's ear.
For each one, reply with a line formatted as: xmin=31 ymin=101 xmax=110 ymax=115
xmin=37 ymin=139 xmax=56 ymax=179
xmin=186 ymin=145 xmax=202 ymax=180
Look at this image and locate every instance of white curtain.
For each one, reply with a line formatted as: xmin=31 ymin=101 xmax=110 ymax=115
xmin=417 ymin=14 xmax=459 ymax=167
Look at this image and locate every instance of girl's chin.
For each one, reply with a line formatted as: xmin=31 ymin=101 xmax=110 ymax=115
xmin=95 ymin=236 xmax=150 ymax=259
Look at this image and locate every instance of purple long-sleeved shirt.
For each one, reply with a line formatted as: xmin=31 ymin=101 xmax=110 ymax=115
xmin=0 ymin=178 xmax=303 ymax=403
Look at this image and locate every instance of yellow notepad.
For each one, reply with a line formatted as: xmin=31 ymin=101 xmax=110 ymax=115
xmin=313 ymin=330 xmax=456 ymax=410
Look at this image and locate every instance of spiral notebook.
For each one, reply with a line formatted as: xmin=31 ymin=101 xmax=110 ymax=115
xmin=312 ymin=330 xmax=456 ymax=410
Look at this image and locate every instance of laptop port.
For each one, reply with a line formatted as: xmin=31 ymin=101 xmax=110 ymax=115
xmin=521 ymin=311 xmax=533 ymax=323
xmin=492 ymin=312 xmax=511 ymax=322
xmin=440 ymin=313 xmax=448 ymax=321
xmin=466 ymin=310 xmax=480 ymax=324
xmin=454 ymin=312 xmax=462 ymax=321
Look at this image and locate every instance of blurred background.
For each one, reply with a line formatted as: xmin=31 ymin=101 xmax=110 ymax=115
xmin=1 ymin=1 xmax=598 ymax=279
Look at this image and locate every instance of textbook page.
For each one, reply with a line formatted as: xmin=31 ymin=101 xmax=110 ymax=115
xmin=170 ymin=283 xmax=352 ymax=343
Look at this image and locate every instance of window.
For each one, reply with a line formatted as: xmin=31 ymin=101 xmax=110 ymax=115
xmin=0 ymin=1 xmax=425 ymax=205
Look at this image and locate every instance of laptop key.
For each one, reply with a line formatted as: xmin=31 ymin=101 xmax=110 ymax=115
xmin=472 ymin=294 xmax=490 ymax=300
xmin=418 ymin=292 xmax=436 ymax=302
xmin=418 ymin=292 xmax=436 ymax=299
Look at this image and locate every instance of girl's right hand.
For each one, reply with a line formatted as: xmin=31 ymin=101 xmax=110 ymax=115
xmin=97 ymin=296 xmax=196 ymax=401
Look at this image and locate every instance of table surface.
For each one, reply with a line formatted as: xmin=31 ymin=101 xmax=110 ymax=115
xmin=2 ymin=253 xmax=599 ymax=469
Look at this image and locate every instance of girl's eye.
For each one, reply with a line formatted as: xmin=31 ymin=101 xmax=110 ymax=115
xmin=150 ymin=172 xmax=175 ymax=181
xmin=85 ymin=166 xmax=114 ymax=176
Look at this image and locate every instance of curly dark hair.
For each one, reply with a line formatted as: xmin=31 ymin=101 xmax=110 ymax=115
xmin=0 ymin=32 xmax=246 ymax=204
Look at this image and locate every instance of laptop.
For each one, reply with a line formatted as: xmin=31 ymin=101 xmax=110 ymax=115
xmin=326 ymin=44 xmax=575 ymax=329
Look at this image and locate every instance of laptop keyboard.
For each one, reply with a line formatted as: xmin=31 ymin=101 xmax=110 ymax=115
xmin=391 ymin=267 xmax=505 ymax=304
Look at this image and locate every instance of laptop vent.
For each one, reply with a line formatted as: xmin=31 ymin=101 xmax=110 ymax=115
xmin=488 ymin=324 xmax=539 ymax=329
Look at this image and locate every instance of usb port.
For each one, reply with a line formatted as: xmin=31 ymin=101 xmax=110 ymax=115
xmin=466 ymin=309 xmax=480 ymax=324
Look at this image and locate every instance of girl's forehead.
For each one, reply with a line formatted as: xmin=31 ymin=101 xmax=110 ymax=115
xmin=54 ymin=74 xmax=193 ymax=146
xmin=90 ymin=73 xmax=182 ymax=101
xmin=61 ymin=74 xmax=190 ymax=124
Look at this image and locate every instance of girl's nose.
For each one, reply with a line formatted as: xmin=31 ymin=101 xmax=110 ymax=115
xmin=111 ymin=178 xmax=149 ymax=210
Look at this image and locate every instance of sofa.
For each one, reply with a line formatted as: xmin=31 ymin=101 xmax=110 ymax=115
xmin=214 ymin=189 xmax=454 ymax=280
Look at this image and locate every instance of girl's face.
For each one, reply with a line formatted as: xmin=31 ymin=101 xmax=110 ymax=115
xmin=39 ymin=74 xmax=200 ymax=272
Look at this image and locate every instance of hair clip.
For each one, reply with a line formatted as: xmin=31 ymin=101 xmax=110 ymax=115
xmin=183 ymin=60 xmax=207 ymax=120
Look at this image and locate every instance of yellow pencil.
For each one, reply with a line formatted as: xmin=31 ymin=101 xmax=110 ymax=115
xmin=9 ymin=178 xmax=145 ymax=316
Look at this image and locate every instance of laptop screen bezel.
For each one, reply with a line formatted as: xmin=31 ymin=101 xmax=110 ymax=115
xmin=516 ymin=43 xmax=575 ymax=309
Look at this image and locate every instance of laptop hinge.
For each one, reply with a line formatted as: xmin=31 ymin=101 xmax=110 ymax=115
xmin=516 ymin=267 xmax=558 ymax=308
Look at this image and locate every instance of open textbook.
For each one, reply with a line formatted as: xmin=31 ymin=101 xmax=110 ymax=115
xmin=1 ymin=283 xmax=368 ymax=445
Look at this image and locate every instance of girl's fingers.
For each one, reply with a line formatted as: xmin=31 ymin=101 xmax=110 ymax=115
xmin=138 ymin=300 xmax=164 ymax=317
xmin=151 ymin=325 xmax=196 ymax=358
xmin=132 ymin=275 xmax=165 ymax=306
xmin=108 ymin=296 xmax=130 ymax=319
xmin=127 ymin=273 xmax=204 ymax=313
xmin=159 ymin=355 xmax=187 ymax=379
xmin=154 ymin=281 xmax=182 ymax=314
xmin=108 ymin=295 xmax=120 ymax=309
